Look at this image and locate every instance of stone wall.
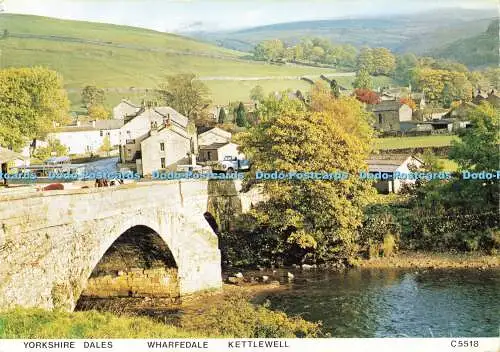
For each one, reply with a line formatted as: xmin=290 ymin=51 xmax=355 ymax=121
xmin=82 ymin=268 xmax=179 ymax=298
xmin=0 ymin=179 xmax=264 ymax=311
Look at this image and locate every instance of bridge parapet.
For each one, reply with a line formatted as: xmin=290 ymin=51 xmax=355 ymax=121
xmin=0 ymin=180 xmax=258 ymax=311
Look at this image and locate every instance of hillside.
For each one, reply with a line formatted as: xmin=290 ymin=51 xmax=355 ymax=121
xmin=431 ymin=20 xmax=499 ymax=68
xmin=188 ymin=8 xmax=495 ymax=57
xmin=0 ymin=14 xmax=363 ymax=109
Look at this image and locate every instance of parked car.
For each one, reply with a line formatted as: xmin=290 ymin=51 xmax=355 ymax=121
xmin=218 ymin=156 xmax=250 ymax=173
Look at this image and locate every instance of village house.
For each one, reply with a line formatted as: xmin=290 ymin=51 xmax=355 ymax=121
xmin=366 ymin=154 xmax=424 ymax=194
xmin=445 ymin=101 xmax=477 ymax=120
xmin=196 ymin=127 xmax=242 ymax=163
xmin=368 ymin=101 xmax=413 ymax=131
xmin=118 ymin=106 xmax=195 ymax=175
xmin=197 ymin=127 xmax=232 ymax=146
xmin=198 ymin=142 xmax=242 ymax=163
xmin=113 ymin=100 xmax=141 ymax=120
xmin=0 ymin=146 xmax=28 ymax=173
xmin=47 ymin=119 xmax=123 ymax=155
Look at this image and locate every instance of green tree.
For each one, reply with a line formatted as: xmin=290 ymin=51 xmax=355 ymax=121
xmin=371 ymin=48 xmax=396 ymax=76
xmin=250 ymin=85 xmax=265 ymax=102
xmin=33 ymin=138 xmax=68 ymax=161
xmin=253 ymin=40 xmax=285 ymax=62
xmin=413 ymin=68 xmax=472 ymax=107
xmin=394 ymin=53 xmax=418 ymax=84
xmin=356 ymin=47 xmax=375 ymax=73
xmin=0 ymin=67 xmax=70 ymax=150
xmin=81 ymin=85 xmax=105 ymax=108
xmin=218 ymin=108 xmax=227 ymax=124
xmin=353 ymin=69 xmax=373 ymax=89
xmin=238 ymin=85 xmax=375 ymax=264
xmin=88 ymin=105 xmax=110 ymax=120
xmin=445 ymin=103 xmax=500 ymax=210
xmin=157 ymin=73 xmax=211 ymax=121
xmin=235 ymin=102 xmax=248 ymax=127
xmin=99 ymin=135 xmax=112 ymax=156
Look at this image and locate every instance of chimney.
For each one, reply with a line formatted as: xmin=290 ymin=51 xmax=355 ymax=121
xmin=92 ymin=120 xmax=96 ymax=128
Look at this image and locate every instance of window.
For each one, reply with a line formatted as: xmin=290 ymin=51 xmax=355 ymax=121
xmin=378 ymin=114 xmax=383 ymax=124
xmin=160 ymin=157 xmax=166 ymax=169
xmin=99 ymin=130 xmax=103 ymax=137
xmin=160 ymin=142 xmax=165 ymax=151
xmin=207 ymin=151 xmax=212 ymax=160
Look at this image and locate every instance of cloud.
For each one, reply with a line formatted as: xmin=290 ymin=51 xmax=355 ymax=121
xmin=3 ymin=0 xmax=497 ymax=33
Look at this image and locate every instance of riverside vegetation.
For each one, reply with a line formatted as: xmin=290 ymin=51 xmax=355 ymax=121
xmin=221 ymin=83 xmax=499 ymax=269
xmin=0 ymin=292 xmax=324 ymax=338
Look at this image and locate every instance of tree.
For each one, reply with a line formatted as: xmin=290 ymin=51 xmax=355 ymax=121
xmin=99 ymin=135 xmax=112 ymax=156
xmin=353 ymin=69 xmax=373 ymax=89
xmin=157 ymin=73 xmax=211 ymax=121
xmin=218 ymin=108 xmax=227 ymax=124
xmin=400 ymin=97 xmax=417 ymax=111
xmin=250 ymin=85 xmax=265 ymax=102
xmin=330 ymin=79 xmax=340 ymax=99
xmin=371 ymin=48 xmax=396 ymax=76
xmin=0 ymin=67 xmax=70 ymax=150
xmin=238 ymin=86 xmax=375 ymax=264
xmin=88 ymin=105 xmax=110 ymax=120
xmin=253 ymin=39 xmax=285 ymax=62
xmin=356 ymin=47 xmax=375 ymax=73
xmin=354 ymin=88 xmax=381 ymax=105
xmin=310 ymin=46 xmax=325 ymax=62
xmin=413 ymin=68 xmax=473 ymax=107
xmin=394 ymin=53 xmax=418 ymax=84
xmin=235 ymin=102 xmax=248 ymax=127
xmin=81 ymin=85 xmax=105 ymax=108
xmin=33 ymin=138 xmax=68 ymax=161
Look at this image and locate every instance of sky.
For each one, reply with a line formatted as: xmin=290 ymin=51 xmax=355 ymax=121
xmin=2 ymin=0 xmax=497 ymax=33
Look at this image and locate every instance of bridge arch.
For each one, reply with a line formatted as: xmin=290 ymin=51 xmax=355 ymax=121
xmin=76 ymin=224 xmax=180 ymax=308
xmin=0 ymin=180 xmax=225 ymax=311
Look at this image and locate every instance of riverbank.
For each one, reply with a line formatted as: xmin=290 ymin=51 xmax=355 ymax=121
xmin=358 ymin=251 xmax=499 ymax=269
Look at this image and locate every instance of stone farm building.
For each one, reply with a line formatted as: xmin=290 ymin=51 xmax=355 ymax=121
xmin=368 ymin=101 xmax=413 ymax=132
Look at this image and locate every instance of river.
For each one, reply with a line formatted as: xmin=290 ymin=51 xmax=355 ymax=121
xmin=256 ymin=268 xmax=499 ymax=338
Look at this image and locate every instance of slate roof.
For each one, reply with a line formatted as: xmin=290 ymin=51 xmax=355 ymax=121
xmin=56 ymin=119 xmax=124 ymax=132
xmin=366 ymin=154 xmax=422 ymax=173
xmin=368 ymin=100 xmax=402 ymax=112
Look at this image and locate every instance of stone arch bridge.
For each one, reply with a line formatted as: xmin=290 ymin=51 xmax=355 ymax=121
xmin=0 ymin=180 xmax=258 ymax=311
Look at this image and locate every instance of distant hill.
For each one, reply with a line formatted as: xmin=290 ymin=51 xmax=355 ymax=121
xmin=188 ymin=8 xmax=496 ymax=58
xmin=0 ymin=14 xmax=350 ymax=109
xmin=431 ymin=19 xmax=499 ymax=68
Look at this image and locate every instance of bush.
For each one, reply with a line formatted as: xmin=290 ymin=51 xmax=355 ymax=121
xmin=382 ymin=233 xmax=396 ymax=257
xmin=180 ymin=294 xmax=324 ymax=338
xmin=360 ymin=210 xmax=401 ymax=259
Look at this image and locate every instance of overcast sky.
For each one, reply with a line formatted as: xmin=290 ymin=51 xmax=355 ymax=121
xmin=2 ymin=0 xmax=497 ymax=33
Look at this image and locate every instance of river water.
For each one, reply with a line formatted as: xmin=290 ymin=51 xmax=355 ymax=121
xmin=257 ymin=268 xmax=499 ymax=337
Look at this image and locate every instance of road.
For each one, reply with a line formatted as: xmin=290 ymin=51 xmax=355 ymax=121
xmin=81 ymin=157 xmax=119 ymax=174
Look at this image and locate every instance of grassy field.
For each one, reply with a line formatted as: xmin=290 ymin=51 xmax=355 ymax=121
xmin=68 ymin=74 xmax=398 ymax=111
xmin=0 ymin=14 xmax=397 ymax=110
xmin=375 ymin=135 xmax=459 ymax=150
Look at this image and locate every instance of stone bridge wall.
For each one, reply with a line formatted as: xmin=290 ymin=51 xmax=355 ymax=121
xmin=0 ymin=180 xmax=259 ymax=311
